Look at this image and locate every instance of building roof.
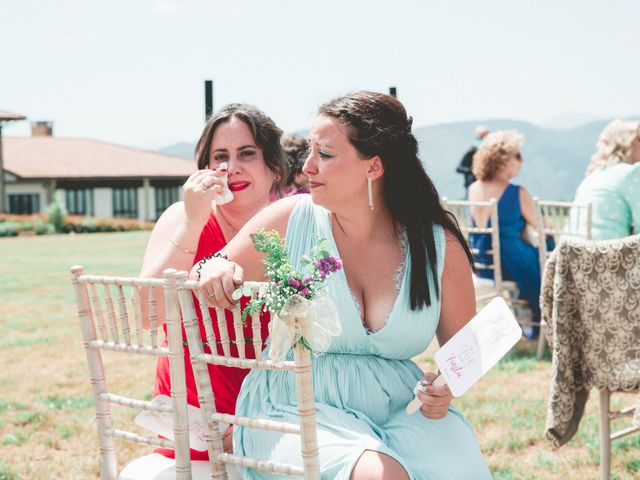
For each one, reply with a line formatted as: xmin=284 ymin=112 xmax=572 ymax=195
xmin=0 ymin=110 xmax=27 ymax=121
xmin=3 ymin=136 xmax=196 ymax=179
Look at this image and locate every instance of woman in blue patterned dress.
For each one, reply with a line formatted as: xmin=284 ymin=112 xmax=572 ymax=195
xmin=198 ymin=92 xmax=491 ymax=479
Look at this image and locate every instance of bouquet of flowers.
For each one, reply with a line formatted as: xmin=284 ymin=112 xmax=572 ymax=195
xmin=234 ymin=229 xmax=343 ymax=362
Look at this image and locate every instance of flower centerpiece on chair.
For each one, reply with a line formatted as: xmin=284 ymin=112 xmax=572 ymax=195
xmin=233 ymin=229 xmax=343 ymax=363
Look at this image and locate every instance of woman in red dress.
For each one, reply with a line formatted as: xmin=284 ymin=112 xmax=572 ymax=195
xmin=139 ymin=104 xmax=287 ymax=459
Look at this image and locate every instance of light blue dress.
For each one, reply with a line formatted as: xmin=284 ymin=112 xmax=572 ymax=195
xmin=570 ymin=163 xmax=640 ymax=240
xmin=233 ymin=196 xmax=490 ymax=479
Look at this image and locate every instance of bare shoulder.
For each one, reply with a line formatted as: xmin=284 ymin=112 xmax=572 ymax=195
xmin=153 ymin=201 xmax=187 ymax=230
xmin=157 ymin=201 xmax=186 ymax=222
xmin=518 ymin=185 xmax=533 ymax=200
xmin=438 ymin=228 xmax=475 ymax=343
xmin=234 ymin=194 xmax=306 ymax=239
xmin=443 ymin=229 xmax=472 ymax=280
xmin=518 ymin=185 xmax=535 ymax=206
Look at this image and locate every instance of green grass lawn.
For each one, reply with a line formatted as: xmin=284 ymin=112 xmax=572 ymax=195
xmin=0 ymin=232 xmax=638 ymax=479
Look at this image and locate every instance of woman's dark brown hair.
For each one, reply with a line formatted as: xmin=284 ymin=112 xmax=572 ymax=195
xmin=319 ymin=91 xmax=474 ymax=310
xmin=281 ymin=133 xmax=309 ymax=186
xmin=194 ymin=104 xmax=287 ymax=194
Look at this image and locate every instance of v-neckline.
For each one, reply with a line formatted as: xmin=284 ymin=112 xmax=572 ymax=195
xmin=324 ymin=211 xmax=406 ymax=336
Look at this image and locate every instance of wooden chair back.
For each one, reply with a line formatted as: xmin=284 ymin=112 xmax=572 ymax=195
xmin=540 ymin=236 xmax=640 ymax=478
xmin=533 ymin=200 xmax=592 ymax=359
xmin=533 ymin=199 xmax=592 ymax=275
xmin=171 ymin=270 xmax=320 ymax=480
xmin=71 ymin=266 xmax=191 ymax=480
xmin=443 ymin=198 xmax=507 ymax=302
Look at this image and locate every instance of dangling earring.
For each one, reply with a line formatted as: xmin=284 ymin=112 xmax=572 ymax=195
xmin=367 ymin=177 xmax=374 ymax=211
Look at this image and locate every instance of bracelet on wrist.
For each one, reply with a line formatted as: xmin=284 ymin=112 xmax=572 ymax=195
xmin=196 ymin=252 xmax=229 ymax=280
xmin=170 ymin=238 xmax=197 ymax=255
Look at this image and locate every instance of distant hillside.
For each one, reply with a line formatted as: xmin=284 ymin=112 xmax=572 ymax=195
xmin=158 ymin=117 xmax=637 ymax=201
xmin=158 ymin=142 xmax=195 ymax=160
xmin=415 ymin=119 xmax=613 ymax=200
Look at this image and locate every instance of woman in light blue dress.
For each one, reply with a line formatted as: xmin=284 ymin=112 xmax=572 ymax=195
xmin=569 ymin=119 xmax=640 ymax=240
xmin=198 ymin=92 xmax=491 ymax=479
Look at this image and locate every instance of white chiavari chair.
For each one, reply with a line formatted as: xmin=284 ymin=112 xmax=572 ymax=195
xmin=172 ymin=270 xmax=321 ymax=480
xmin=443 ymin=198 xmax=536 ymax=333
xmin=533 ymin=199 xmax=592 ymax=358
xmin=71 ymin=266 xmax=208 ymax=480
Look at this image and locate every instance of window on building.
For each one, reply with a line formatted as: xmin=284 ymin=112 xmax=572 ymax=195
xmin=8 ymin=194 xmax=40 ymax=214
xmin=112 ymin=188 xmax=138 ymax=218
xmin=155 ymin=186 xmax=180 ymax=219
xmin=65 ymin=189 xmax=93 ymax=216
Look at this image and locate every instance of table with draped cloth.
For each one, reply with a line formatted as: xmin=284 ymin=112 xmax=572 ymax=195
xmin=540 ymin=234 xmax=640 ymax=447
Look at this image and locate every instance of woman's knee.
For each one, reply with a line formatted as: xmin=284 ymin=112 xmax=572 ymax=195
xmin=350 ymin=450 xmax=410 ymax=480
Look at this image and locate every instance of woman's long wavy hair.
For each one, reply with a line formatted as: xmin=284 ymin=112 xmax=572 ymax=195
xmin=319 ymin=91 xmax=473 ymax=310
xmin=194 ymin=104 xmax=287 ymax=195
xmin=586 ymin=119 xmax=640 ymax=174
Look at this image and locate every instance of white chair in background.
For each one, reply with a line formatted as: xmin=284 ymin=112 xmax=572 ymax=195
xmin=172 ymin=270 xmax=321 ymax=480
xmin=443 ymin=198 xmax=527 ymax=301
xmin=533 ymin=199 xmax=592 ymax=358
xmin=71 ymin=266 xmax=208 ymax=480
xmin=541 ymin=236 xmax=640 ymax=480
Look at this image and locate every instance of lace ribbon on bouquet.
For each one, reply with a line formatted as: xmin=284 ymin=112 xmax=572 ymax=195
xmin=269 ymin=293 xmax=342 ymax=363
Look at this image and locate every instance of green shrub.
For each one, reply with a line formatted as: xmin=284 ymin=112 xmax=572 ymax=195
xmin=0 ymin=221 xmax=34 ymax=237
xmin=34 ymin=221 xmax=55 ymax=235
xmin=0 ymin=213 xmax=153 ymax=236
xmin=46 ymin=201 xmax=67 ymax=233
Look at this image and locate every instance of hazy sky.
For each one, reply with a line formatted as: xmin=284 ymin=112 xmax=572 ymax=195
xmin=2 ymin=0 xmax=638 ymax=149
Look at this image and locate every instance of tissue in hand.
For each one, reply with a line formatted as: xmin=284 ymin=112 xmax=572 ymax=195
xmin=215 ymin=162 xmax=234 ymax=205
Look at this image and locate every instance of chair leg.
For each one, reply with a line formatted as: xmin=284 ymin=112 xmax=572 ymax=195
xmin=599 ymin=389 xmax=611 ymax=480
xmin=535 ymin=326 xmax=546 ymax=360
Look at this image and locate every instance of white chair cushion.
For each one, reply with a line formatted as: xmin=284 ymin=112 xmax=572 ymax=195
xmin=118 ymin=453 xmax=240 ymax=480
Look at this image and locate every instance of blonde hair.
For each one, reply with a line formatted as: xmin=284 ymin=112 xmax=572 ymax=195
xmin=586 ymin=119 xmax=640 ymax=174
xmin=472 ymin=130 xmax=524 ymax=181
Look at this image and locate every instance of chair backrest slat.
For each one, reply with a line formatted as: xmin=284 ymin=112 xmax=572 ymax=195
xmin=214 ymin=304 xmax=232 ymax=357
xmin=147 ymin=286 xmax=158 ymax=349
xmin=250 ymin=289 xmax=263 ymax=362
xmin=177 ymin=274 xmax=228 ymax=479
xmin=89 ymin=283 xmax=109 ymax=342
xmin=131 ymin=287 xmax=143 ymax=347
xmin=233 ymin=307 xmax=246 ymax=359
xmin=195 ymin=290 xmax=218 ymax=355
xmin=116 ymin=284 xmax=132 ymax=345
xmin=102 ymin=284 xmax=119 ymax=343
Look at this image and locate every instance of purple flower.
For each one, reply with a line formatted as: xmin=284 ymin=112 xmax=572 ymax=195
xmin=288 ymin=277 xmax=302 ymax=289
xmin=300 ymin=287 xmax=310 ymax=297
xmin=303 ymin=274 xmax=314 ymax=285
xmin=314 ymin=256 xmax=343 ymax=279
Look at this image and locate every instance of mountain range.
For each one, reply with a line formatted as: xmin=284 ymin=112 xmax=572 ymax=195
xmin=158 ymin=117 xmax=637 ymax=201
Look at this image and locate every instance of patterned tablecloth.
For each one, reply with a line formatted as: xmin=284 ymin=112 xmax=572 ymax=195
xmin=540 ymin=234 xmax=640 ymax=447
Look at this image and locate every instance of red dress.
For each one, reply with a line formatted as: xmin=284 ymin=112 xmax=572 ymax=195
xmin=154 ymin=214 xmax=270 ymax=460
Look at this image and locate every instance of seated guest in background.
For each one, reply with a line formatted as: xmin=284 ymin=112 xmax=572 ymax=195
xmin=568 ymin=119 xmax=640 ymax=240
xmin=468 ymin=130 xmax=550 ymax=338
xmin=139 ymin=103 xmax=287 ymax=459
xmin=281 ymin=132 xmax=310 ymax=196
